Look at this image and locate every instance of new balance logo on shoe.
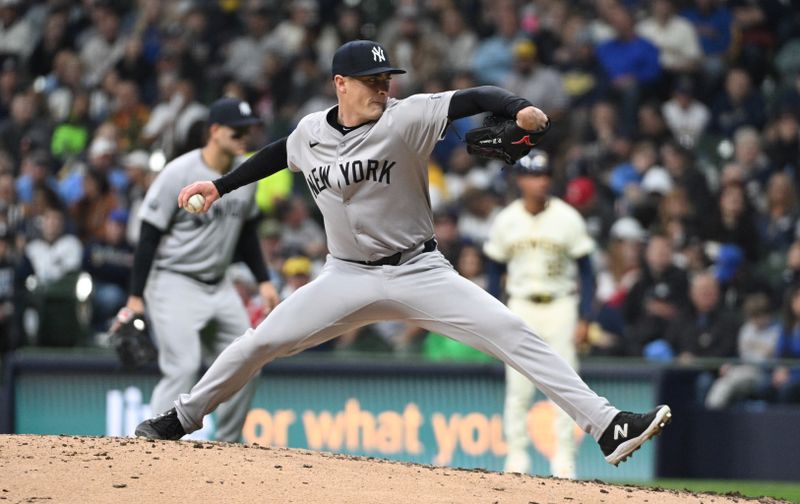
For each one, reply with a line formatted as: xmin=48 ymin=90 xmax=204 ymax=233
xmin=599 ymin=405 xmax=672 ymax=466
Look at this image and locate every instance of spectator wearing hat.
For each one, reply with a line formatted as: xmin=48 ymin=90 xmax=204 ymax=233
xmin=623 ymin=233 xmax=689 ymax=355
xmin=59 ymin=134 xmax=128 ymax=207
xmin=705 ymin=292 xmax=779 ymax=409
xmin=504 ymin=40 xmax=569 ymax=122
xmin=120 ymin=149 xmax=153 ymax=238
xmin=564 ymin=176 xmax=616 ymax=248
xmin=591 ymin=217 xmax=647 ymax=356
xmin=631 ymin=166 xmax=674 ymax=230
xmin=661 ymin=78 xmax=710 ymax=149
xmin=82 ymin=208 xmax=133 ymax=334
xmin=709 ymin=242 xmax=774 ymax=312
xmin=279 ymin=255 xmax=312 ymax=299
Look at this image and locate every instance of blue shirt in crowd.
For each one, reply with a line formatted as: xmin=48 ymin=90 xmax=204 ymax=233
xmin=595 ymin=37 xmax=661 ymax=84
xmin=680 ymin=6 xmax=733 ymax=56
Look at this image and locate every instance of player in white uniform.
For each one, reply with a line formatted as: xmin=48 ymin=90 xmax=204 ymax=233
xmin=135 ymin=40 xmax=671 ymax=466
xmin=484 ymin=150 xmax=595 ymax=478
xmin=120 ymin=97 xmax=280 ymax=441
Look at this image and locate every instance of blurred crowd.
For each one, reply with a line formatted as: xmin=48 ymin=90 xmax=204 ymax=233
xmin=1 ymin=0 xmax=800 ymax=406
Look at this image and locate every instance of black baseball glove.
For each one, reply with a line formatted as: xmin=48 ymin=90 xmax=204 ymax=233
xmin=465 ymin=115 xmax=551 ymax=164
xmin=110 ymin=307 xmax=157 ymax=369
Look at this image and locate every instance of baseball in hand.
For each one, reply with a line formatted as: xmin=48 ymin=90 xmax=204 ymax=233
xmin=185 ymin=193 xmax=205 ymax=213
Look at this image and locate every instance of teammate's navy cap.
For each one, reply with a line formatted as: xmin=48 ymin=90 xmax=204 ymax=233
xmin=331 ymin=40 xmax=406 ymax=77
xmin=208 ymin=97 xmax=261 ymax=128
xmin=513 ymin=149 xmax=551 ymax=176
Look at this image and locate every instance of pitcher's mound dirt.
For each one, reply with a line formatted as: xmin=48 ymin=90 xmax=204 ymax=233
xmin=0 ymin=434 xmax=786 ymax=503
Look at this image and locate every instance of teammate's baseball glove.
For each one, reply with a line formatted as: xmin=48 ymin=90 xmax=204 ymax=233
xmin=465 ymin=115 xmax=551 ymax=164
xmin=110 ymin=307 xmax=157 ymax=369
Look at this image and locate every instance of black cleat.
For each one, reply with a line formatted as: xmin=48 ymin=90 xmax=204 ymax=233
xmin=135 ymin=408 xmax=187 ymax=440
xmin=599 ymin=404 xmax=672 ymax=466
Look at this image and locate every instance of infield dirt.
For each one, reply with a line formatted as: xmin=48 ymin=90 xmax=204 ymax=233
xmin=0 ymin=434 xmax=788 ymax=503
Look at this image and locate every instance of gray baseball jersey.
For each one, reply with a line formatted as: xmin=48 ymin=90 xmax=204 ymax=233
xmin=139 ymin=149 xmax=259 ymax=282
xmin=173 ymin=93 xmax=620 ymax=444
xmin=286 ymin=92 xmax=455 ymax=261
xmin=140 ymin=148 xmax=258 ymax=442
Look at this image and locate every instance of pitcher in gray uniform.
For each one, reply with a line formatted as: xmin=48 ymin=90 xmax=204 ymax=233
xmin=120 ymin=97 xmax=280 ymax=442
xmin=136 ymin=41 xmax=671 ymax=466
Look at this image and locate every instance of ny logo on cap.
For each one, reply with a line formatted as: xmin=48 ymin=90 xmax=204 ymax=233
xmin=372 ymin=46 xmax=385 ymax=63
xmin=239 ymin=102 xmax=252 ymax=116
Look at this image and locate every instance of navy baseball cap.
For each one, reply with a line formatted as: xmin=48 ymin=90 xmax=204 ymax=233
xmin=513 ymin=149 xmax=551 ymax=176
xmin=208 ymin=97 xmax=261 ymax=128
xmin=331 ymin=40 xmax=406 ymax=77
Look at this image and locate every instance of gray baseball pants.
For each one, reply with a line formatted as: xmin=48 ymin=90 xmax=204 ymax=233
xmin=146 ymin=269 xmax=256 ymax=442
xmin=175 ymin=250 xmax=619 ymax=440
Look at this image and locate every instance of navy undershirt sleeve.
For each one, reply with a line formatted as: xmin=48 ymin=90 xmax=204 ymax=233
xmin=448 ymin=86 xmax=533 ymax=121
xmin=129 ymin=220 xmax=163 ymax=297
xmin=235 ymin=217 xmax=270 ymax=283
xmin=576 ymin=255 xmax=596 ymax=320
xmin=213 ymin=137 xmax=288 ymax=197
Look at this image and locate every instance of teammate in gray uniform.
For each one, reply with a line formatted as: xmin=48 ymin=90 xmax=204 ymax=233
xmin=136 ymin=41 xmax=671 ymax=466
xmin=121 ymin=97 xmax=280 ymax=442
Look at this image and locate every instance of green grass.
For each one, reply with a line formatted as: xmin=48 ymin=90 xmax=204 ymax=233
xmin=634 ymin=479 xmax=800 ymax=502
